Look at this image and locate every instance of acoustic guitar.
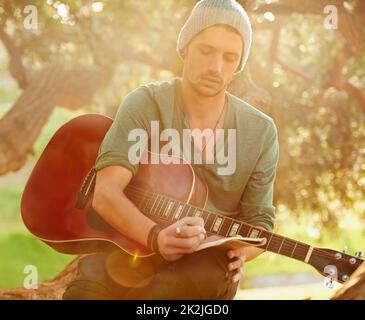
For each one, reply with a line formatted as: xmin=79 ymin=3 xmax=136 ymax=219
xmin=21 ymin=114 xmax=363 ymax=287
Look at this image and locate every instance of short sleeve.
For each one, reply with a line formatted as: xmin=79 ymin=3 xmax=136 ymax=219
xmin=93 ymin=87 xmax=157 ymax=176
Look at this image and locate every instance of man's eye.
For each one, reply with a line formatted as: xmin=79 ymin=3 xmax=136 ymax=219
xmin=225 ymin=55 xmax=238 ymax=63
xmin=200 ymin=48 xmax=211 ymax=55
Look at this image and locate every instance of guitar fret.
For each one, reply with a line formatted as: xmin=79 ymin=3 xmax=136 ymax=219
xmin=219 ymin=218 xmax=232 ymax=237
xmin=212 ymin=216 xmax=223 ymax=234
xmin=292 ymin=244 xmax=310 ymax=262
xmin=155 ymin=195 xmax=164 ymax=216
xmin=164 ymin=200 xmax=174 ymax=218
xmin=281 ymin=238 xmax=296 ymax=257
xmin=180 ymin=204 xmax=190 ymax=219
xmin=164 ymin=199 xmax=172 ymax=218
xmin=193 ymin=208 xmax=203 ymax=218
xmin=150 ymin=194 xmax=160 ymax=215
xmin=185 ymin=206 xmax=193 ymax=218
xmin=247 ymin=226 xmax=253 ymax=238
xmin=270 ymin=235 xmax=285 ymax=253
xmin=142 ymin=193 xmax=155 ymax=214
xmin=159 ymin=197 xmax=167 ymax=217
xmin=265 ymin=233 xmax=274 ymax=250
xmin=201 ymin=211 xmax=209 ymax=223
xmin=205 ymin=214 xmax=216 ymax=232
xmin=290 ymin=242 xmax=298 ymax=257
xmin=277 ymin=238 xmax=285 ymax=253
xmin=249 ymin=228 xmax=261 ymax=238
xmin=228 ymin=222 xmax=240 ymax=237
xmin=238 ymin=224 xmax=250 ymax=238
xmin=173 ymin=204 xmax=184 ymax=220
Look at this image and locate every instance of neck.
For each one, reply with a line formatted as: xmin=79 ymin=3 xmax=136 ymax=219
xmin=181 ymin=77 xmax=226 ymax=122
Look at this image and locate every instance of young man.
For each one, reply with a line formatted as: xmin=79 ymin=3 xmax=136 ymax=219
xmin=63 ymin=0 xmax=279 ymax=300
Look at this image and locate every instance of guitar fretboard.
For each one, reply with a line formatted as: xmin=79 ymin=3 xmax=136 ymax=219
xmin=124 ymin=185 xmax=315 ymax=264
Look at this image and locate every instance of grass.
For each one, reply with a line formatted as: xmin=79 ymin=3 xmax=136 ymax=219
xmin=235 ymin=282 xmax=341 ymax=300
xmin=0 ymin=232 xmax=74 ymax=289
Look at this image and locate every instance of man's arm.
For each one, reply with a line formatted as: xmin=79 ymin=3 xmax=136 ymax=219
xmin=92 ymin=165 xmax=206 ymax=261
xmin=92 ymin=165 xmax=155 ymax=248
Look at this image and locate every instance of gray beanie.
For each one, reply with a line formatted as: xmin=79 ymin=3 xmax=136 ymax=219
xmin=177 ymin=0 xmax=252 ymax=73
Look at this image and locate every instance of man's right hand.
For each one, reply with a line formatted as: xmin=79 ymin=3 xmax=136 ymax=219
xmin=157 ymin=217 xmax=206 ymax=261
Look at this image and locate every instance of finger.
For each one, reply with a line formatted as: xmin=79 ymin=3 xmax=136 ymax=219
xmin=232 ymin=272 xmax=241 ymax=283
xmin=227 ymin=248 xmax=244 ymax=259
xmin=228 ymin=258 xmax=244 ymax=271
xmin=178 ymin=225 xmax=206 ymax=238
xmin=180 ymin=216 xmax=205 ymax=228
xmin=167 ymin=233 xmax=205 ymax=250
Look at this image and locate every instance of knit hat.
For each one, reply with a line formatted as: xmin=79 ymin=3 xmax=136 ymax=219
xmin=177 ymin=0 xmax=252 ymax=73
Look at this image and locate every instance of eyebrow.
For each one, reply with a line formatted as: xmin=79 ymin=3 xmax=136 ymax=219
xmin=197 ymin=43 xmax=240 ymax=57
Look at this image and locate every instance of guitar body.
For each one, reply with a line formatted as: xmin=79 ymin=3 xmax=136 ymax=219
xmin=21 ymin=114 xmax=208 ymax=257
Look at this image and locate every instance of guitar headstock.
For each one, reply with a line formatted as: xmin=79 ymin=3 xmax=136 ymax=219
xmin=309 ymin=247 xmax=364 ymax=284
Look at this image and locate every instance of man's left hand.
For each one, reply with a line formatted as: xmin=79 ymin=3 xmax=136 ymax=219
xmin=227 ymin=248 xmax=246 ymax=283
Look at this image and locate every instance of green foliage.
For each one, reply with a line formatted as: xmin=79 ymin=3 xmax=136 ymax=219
xmin=0 ymin=232 xmax=73 ymax=289
xmin=0 ymin=186 xmax=23 ymax=220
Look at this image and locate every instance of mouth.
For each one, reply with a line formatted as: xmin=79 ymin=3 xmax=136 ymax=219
xmin=200 ymin=76 xmax=222 ymax=85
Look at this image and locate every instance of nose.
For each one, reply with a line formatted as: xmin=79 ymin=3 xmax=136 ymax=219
xmin=208 ymin=54 xmax=224 ymax=76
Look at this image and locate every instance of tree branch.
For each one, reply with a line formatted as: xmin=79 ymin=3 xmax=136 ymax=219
xmin=0 ymin=25 xmax=28 ymax=89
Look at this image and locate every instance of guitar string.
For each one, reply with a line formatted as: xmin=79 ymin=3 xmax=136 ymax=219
xmin=123 ymin=184 xmax=360 ymax=264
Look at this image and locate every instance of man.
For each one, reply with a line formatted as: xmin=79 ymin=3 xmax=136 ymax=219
xmin=63 ymin=0 xmax=279 ymax=300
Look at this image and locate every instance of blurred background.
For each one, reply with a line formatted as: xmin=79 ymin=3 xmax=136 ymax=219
xmin=0 ymin=0 xmax=364 ymax=299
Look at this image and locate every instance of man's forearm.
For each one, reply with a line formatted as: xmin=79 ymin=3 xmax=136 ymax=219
xmin=93 ymin=187 xmax=156 ymax=248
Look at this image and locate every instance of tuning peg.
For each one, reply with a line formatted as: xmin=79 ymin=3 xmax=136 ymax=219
xmin=342 ymin=246 xmax=348 ymax=253
xmin=355 ymin=251 xmax=363 ymax=258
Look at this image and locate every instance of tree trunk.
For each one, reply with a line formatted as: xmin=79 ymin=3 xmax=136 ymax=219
xmin=0 ymin=63 xmax=112 ymax=176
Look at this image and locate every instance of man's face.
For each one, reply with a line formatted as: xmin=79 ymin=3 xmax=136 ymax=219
xmin=182 ymin=24 xmax=243 ymax=97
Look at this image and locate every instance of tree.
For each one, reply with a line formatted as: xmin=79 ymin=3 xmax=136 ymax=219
xmin=0 ymin=0 xmax=364 ymax=298
xmin=1 ymin=0 xmax=364 ymax=229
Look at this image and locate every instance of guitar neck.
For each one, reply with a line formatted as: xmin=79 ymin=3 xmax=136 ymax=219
xmin=125 ymin=185 xmax=317 ymax=265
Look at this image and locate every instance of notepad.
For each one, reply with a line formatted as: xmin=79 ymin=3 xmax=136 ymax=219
xmin=195 ymin=235 xmax=267 ymax=251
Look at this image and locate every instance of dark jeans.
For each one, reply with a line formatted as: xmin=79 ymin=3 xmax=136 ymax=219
xmin=63 ymin=247 xmax=239 ymax=300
